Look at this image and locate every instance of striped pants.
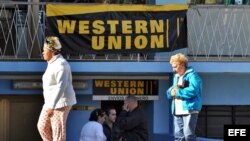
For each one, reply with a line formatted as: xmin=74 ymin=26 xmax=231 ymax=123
xmin=37 ymin=105 xmax=72 ymax=141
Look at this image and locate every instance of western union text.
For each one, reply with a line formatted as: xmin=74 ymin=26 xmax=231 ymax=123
xmin=95 ymin=80 xmax=144 ymax=87
xmin=95 ymin=80 xmax=146 ymax=95
xmin=57 ymin=19 xmax=183 ymax=50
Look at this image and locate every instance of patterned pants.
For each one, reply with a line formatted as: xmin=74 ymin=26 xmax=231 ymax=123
xmin=37 ymin=105 xmax=72 ymax=141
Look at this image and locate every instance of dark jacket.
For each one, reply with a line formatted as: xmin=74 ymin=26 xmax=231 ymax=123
xmin=103 ymin=122 xmax=116 ymax=141
xmin=115 ymin=106 xmax=148 ymax=141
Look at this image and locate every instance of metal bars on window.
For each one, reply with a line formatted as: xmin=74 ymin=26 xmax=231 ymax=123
xmin=0 ymin=2 xmax=157 ymax=61
xmin=0 ymin=2 xmax=45 ymax=60
xmin=3 ymin=3 xmax=250 ymax=61
xmin=187 ymin=5 xmax=250 ymax=61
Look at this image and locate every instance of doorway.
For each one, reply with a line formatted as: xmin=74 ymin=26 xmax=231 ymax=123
xmin=101 ymin=100 xmax=123 ymax=115
xmin=0 ymin=95 xmax=43 ymax=141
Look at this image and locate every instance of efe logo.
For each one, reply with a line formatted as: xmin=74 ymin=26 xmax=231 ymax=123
xmin=224 ymin=125 xmax=250 ymax=141
xmin=228 ymin=129 xmax=246 ymax=136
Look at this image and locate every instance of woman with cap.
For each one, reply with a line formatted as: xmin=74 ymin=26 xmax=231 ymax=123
xmin=37 ymin=36 xmax=77 ymax=141
xmin=79 ymin=108 xmax=107 ymax=141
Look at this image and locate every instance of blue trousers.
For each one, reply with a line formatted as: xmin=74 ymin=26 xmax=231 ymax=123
xmin=174 ymin=114 xmax=198 ymax=141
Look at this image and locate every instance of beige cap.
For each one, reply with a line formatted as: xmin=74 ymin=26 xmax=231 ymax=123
xmin=43 ymin=36 xmax=62 ymax=52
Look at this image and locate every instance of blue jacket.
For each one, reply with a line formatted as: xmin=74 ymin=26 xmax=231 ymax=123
xmin=166 ymin=67 xmax=202 ymax=114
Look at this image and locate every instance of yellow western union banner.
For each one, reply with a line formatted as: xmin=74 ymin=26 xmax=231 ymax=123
xmin=93 ymin=79 xmax=158 ymax=101
xmin=46 ymin=4 xmax=188 ymax=54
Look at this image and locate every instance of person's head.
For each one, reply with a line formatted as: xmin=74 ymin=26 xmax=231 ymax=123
xmin=124 ymin=95 xmax=138 ymax=112
xmin=105 ymin=107 xmax=117 ymax=124
xmin=42 ymin=36 xmax=62 ymax=61
xmin=170 ymin=53 xmax=188 ymax=75
xmin=89 ymin=108 xmax=106 ymax=124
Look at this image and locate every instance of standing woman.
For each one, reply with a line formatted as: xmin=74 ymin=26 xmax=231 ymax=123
xmin=37 ymin=36 xmax=77 ymax=141
xmin=166 ymin=53 xmax=202 ymax=141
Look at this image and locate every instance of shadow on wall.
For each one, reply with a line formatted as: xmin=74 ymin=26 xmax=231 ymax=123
xmin=152 ymin=134 xmax=174 ymax=141
xmin=197 ymin=137 xmax=223 ymax=141
xmin=152 ymin=134 xmax=223 ymax=141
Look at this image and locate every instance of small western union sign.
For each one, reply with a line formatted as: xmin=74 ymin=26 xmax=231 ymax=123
xmin=93 ymin=79 xmax=159 ymax=101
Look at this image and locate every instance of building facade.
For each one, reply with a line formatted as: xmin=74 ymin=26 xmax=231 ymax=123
xmin=1 ymin=0 xmax=250 ymax=141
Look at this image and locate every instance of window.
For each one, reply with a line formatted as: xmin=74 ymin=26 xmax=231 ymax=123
xmin=196 ymin=105 xmax=250 ymax=139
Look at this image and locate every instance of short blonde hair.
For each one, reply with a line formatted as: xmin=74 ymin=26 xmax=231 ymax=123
xmin=170 ymin=53 xmax=188 ymax=67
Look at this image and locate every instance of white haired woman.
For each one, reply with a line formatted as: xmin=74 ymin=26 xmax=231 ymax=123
xmin=37 ymin=36 xmax=77 ymax=141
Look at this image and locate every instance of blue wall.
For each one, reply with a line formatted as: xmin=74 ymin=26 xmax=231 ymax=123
xmin=0 ymin=80 xmax=42 ymax=94
xmin=153 ymin=80 xmax=171 ymax=133
xmin=3 ymin=61 xmax=250 ymax=74
xmin=152 ymin=80 xmax=174 ymax=141
xmin=155 ymin=0 xmax=186 ymax=5
xmin=201 ymin=73 xmax=250 ymax=105
xmin=67 ymin=95 xmax=101 ymax=141
xmin=2 ymin=60 xmax=250 ymax=141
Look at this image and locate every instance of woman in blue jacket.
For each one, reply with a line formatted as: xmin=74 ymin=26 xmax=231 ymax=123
xmin=166 ymin=53 xmax=202 ymax=141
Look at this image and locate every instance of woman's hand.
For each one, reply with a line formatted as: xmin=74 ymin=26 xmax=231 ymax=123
xmin=47 ymin=108 xmax=54 ymax=117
